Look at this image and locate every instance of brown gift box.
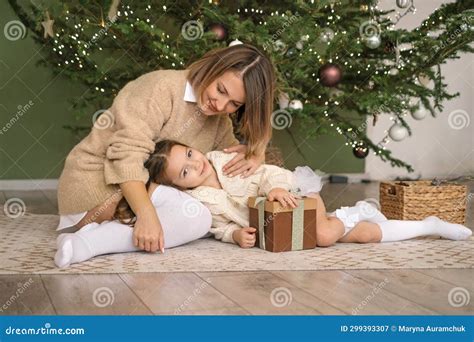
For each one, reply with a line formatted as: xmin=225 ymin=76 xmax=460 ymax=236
xmin=248 ymin=196 xmax=317 ymax=252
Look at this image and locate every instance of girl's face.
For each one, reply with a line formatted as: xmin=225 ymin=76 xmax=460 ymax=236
xmin=164 ymin=145 xmax=214 ymax=189
xmin=200 ymin=71 xmax=246 ymax=115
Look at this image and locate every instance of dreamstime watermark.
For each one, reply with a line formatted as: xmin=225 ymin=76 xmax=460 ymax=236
xmin=181 ymin=20 xmax=203 ymax=41
xmin=358 ymin=198 xmax=381 ymax=219
xmin=3 ymin=20 xmax=26 ymax=41
xmin=352 ymin=278 xmax=390 ymax=315
xmin=171 ymin=107 xmax=204 ymax=140
xmin=92 ymin=109 xmax=115 ymax=130
xmin=447 ymin=109 xmax=470 ymax=130
xmin=182 ymin=198 xmax=204 ymax=218
xmin=0 ymin=100 xmax=35 ymax=135
xmin=84 ymin=16 xmax=119 ymax=49
xmin=270 ymin=287 xmax=292 ymax=307
xmin=3 ymin=198 xmax=26 ymax=218
xmin=174 ymin=278 xmax=212 ymax=314
xmin=448 ymin=287 xmax=470 ymax=308
xmin=0 ymin=277 xmax=34 ymax=313
xmin=81 ymin=190 xmax=122 ymax=226
xmin=262 ymin=13 xmax=301 ymax=52
xmin=92 ymin=287 xmax=115 ymax=307
xmin=271 ymin=109 xmax=292 ymax=130
xmin=5 ymin=322 xmax=85 ymax=336
xmin=433 ymin=12 xmax=473 ymax=56
xmin=359 ymin=20 xmax=381 ymax=49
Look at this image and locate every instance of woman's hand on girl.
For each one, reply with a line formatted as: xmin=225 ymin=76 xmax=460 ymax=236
xmin=133 ymin=206 xmax=165 ymax=253
xmin=268 ymin=188 xmax=299 ymax=208
xmin=222 ymin=144 xmax=265 ymax=178
xmin=232 ymin=227 xmax=257 ymax=248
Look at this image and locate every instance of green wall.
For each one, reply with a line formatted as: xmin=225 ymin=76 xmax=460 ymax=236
xmin=0 ymin=1 xmax=363 ymax=180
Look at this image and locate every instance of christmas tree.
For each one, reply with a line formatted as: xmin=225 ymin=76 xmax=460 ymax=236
xmin=7 ymin=0 xmax=474 ymax=172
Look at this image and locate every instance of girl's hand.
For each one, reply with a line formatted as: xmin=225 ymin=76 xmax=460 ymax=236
xmin=268 ymin=188 xmax=299 ymax=208
xmin=232 ymin=227 xmax=257 ymax=248
xmin=222 ymin=144 xmax=265 ymax=178
xmin=133 ymin=206 xmax=165 ymax=253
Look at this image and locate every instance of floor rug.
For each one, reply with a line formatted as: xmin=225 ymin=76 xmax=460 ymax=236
xmin=0 ymin=214 xmax=472 ymax=274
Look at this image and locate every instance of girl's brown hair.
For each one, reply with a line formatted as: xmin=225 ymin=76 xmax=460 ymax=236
xmin=113 ymin=139 xmax=185 ymax=226
xmin=187 ymin=43 xmax=276 ymax=157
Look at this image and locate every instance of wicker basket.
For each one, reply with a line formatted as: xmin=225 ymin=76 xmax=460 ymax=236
xmin=379 ymin=180 xmax=467 ymax=224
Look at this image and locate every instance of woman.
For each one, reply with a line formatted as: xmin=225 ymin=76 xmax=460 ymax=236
xmin=56 ymin=43 xmax=276 ymax=254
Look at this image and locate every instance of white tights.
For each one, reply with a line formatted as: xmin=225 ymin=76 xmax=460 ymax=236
xmin=55 ymin=185 xmax=211 ymax=268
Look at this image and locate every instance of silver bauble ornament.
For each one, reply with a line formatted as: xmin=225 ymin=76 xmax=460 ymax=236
xmin=365 ymin=35 xmax=381 ymax=49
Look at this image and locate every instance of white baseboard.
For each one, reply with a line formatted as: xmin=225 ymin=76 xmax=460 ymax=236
xmin=0 ymin=179 xmax=58 ymax=191
xmin=326 ymin=173 xmax=371 ymax=183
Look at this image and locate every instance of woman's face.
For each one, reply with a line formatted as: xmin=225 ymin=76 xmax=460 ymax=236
xmin=164 ymin=145 xmax=214 ymax=189
xmin=200 ymin=71 xmax=245 ymax=115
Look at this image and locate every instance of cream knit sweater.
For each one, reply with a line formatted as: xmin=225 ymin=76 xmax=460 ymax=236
xmin=186 ymin=151 xmax=295 ymax=244
xmin=57 ymin=69 xmax=239 ymax=214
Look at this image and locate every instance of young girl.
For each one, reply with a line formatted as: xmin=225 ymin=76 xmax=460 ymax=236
xmin=55 ymin=140 xmax=472 ymax=267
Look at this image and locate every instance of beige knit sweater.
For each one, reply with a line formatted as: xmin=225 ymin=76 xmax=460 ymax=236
xmin=57 ymin=69 xmax=239 ymax=214
xmin=186 ymin=151 xmax=295 ymax=244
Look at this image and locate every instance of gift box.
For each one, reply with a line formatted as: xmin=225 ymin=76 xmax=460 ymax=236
xmin=380 ymin=180 xmax=467 ymax=224
xmin=248 ymin=196 xmax=317 ymax=252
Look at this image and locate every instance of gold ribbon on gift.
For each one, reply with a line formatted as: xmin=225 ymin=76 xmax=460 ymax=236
xmin=254 ymin=197 xmax=305 ymax=251
xmin=291 ymin=199 xmax=305 ymax=250
xmin=254 ymin=197 xmax=267 ymax=250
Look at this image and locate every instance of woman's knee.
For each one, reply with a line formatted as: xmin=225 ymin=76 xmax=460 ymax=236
xmin=316 ymin=227 xmax=338 ymax=247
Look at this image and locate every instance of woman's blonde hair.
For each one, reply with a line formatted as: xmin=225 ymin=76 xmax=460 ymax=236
xmin=187 ymin=44 xmax=275 ymax=157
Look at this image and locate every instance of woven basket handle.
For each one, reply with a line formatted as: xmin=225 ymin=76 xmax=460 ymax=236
xmin=387 ymin=185 xmax=397 ymax=195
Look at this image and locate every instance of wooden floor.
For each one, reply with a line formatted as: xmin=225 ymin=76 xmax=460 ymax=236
xmin=0 ymin=183 xmax=472 ymax=315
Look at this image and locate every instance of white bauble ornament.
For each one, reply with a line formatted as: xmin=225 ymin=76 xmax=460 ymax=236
xmin=365 ymin=35 xmax=381 ymax=49
xmin=389 ymin=68 xmax=399 ymax=75
xmin=278 ymin=92 xmax=290 ymax=109
xmin=412 ymin=102 xmax=428 ymax=120
xmin=417 ymin=73 xmax=432 ymax=88
xmin=296 ymin=41 xmax=304 ymax=50
xmin=288 ymin=100 xmax=303 ymax=110
xmin=273 ymin=39 xmax=287 ymax=53
xmin=396 ymin=0 xmax=410 ymax=8
xmin=229 ymin=39 xmax=243 ymax=46
xmin=389 ymin=123 xmax=408 ymax=141
xmin=319 ymin=28 xmax=334 ymax=43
